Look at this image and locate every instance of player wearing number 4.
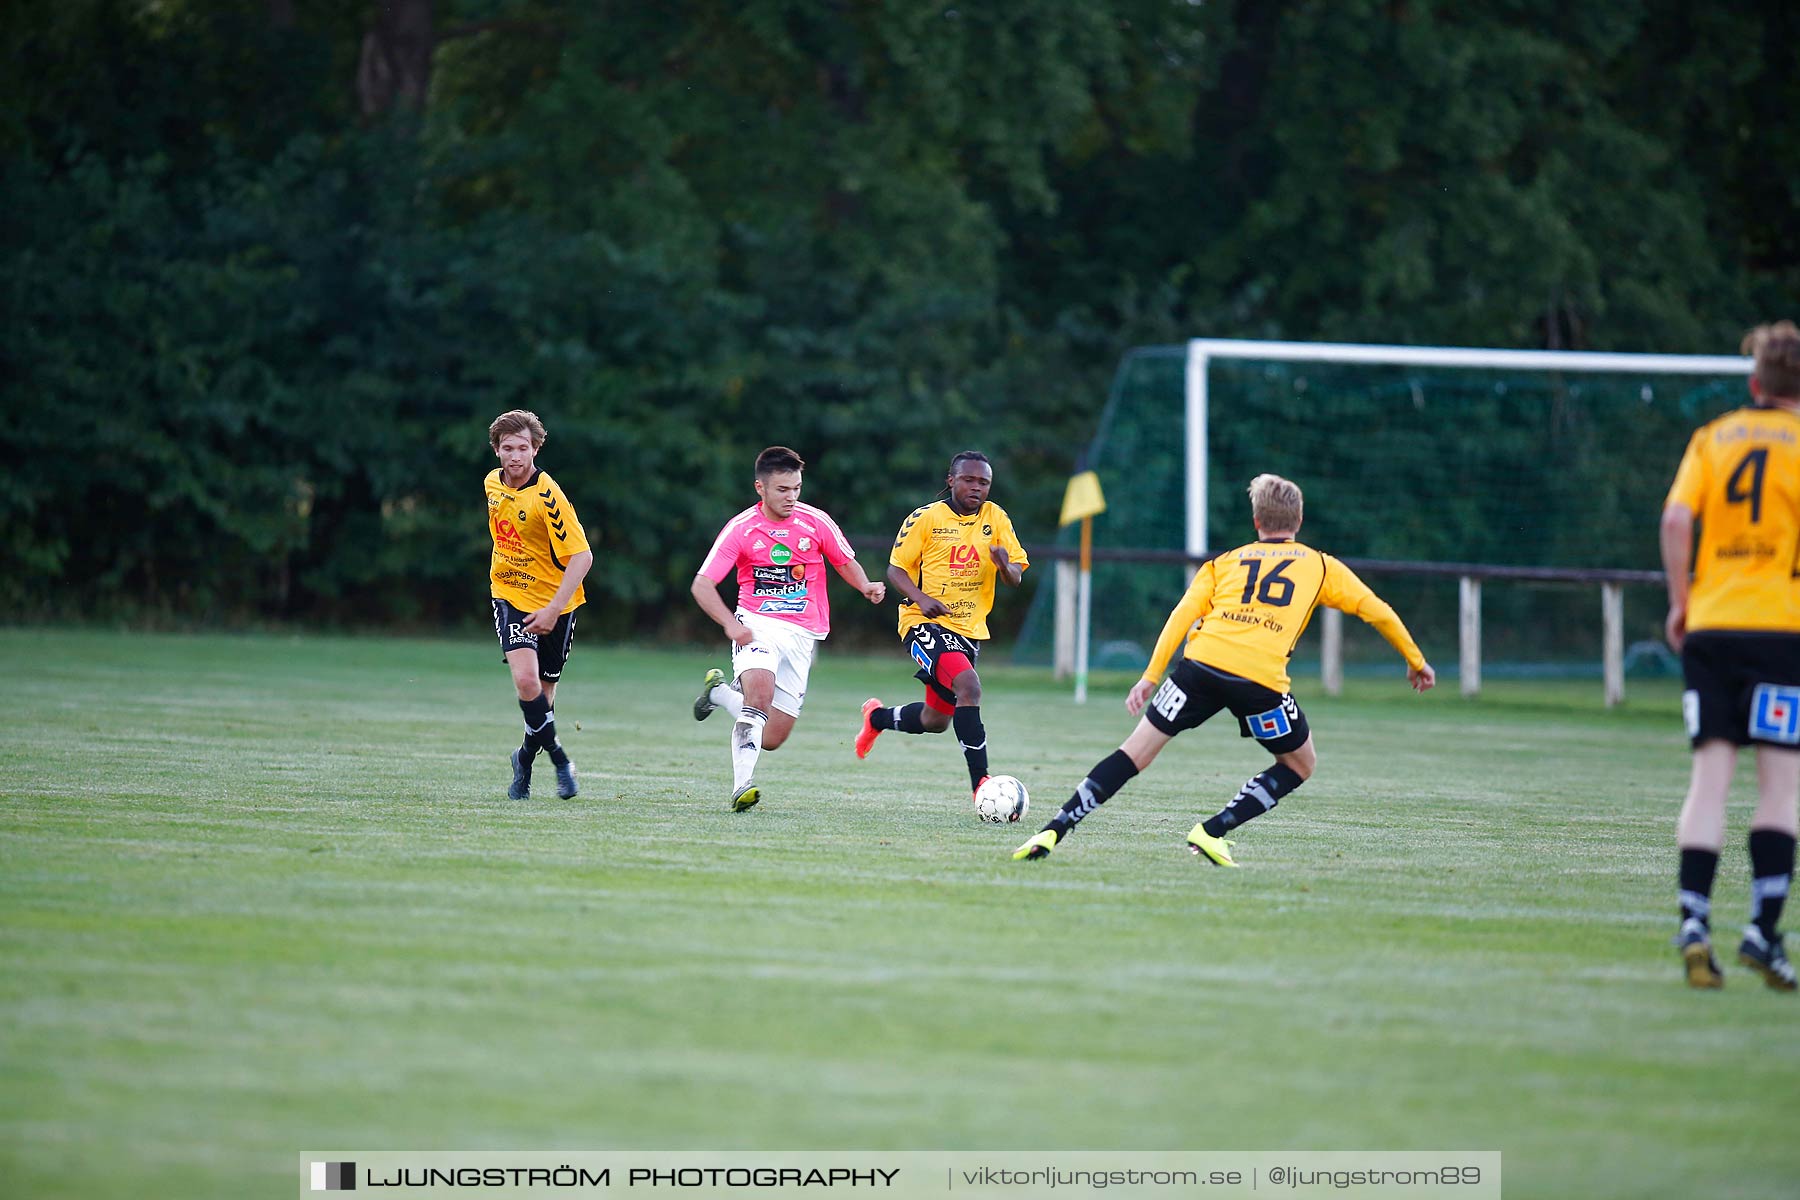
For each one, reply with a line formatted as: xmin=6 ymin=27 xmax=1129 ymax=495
xmin=1662 ymin=320 xmax=1800 ymax=992
xmin=854 ymin=451 xmax=1029 ymax=806
xmin=1014 ymin=473 xmax=1434 ymax=863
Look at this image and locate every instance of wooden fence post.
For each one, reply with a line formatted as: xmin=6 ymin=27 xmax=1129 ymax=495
xmin=1460 ymin=576 xmax=1481 ymax=698
xmin=1602 ymin=582 xmax=1624 ymax=708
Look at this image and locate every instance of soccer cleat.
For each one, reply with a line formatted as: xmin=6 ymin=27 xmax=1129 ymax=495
xmin=854 ymin=698 xmax=884 ymax=759
xmin=694 ymin=668 xmax=726 ymax=721
xmin=731 ymin=783 xmax=761 ymax=812
xmin=972 ymin=774 xmax=990 ymax=806
xmin=507 ymin=748 xmax=532 ymax=800
xmin=1676 ymin=918 xmax=1724 ymax=989
xmin=1737 ymin=926 xmax=1796 ymax=992
xmin=554 ymin=758 xmax=579 ymax=800
xmin=1186 ymin=824 xmax=1240 ymax=868
xmin=1012 ymin=829 xmax=1058 ymax=861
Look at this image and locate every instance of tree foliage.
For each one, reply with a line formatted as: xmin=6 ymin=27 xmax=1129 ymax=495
xmin=2 ymin=0 xmax=1793 ymax=627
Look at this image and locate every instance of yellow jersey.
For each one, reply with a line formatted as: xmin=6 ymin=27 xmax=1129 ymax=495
xmin=1145 ymin=539 xmax=1426 ymax=693
xmin=1664 ymin=405 xmax=1800 ymax=633
xmin=889 ymin=500 xmax=1029 ymax=640
xmin=486 ymin=468 xmax=590 ymax=613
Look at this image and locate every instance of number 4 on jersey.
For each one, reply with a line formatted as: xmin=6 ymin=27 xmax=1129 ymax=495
xmin=1726 ymin=447 xmax=1767 ymax=523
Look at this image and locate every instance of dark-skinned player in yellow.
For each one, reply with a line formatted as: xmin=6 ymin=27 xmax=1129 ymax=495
xmin=855 ymin=451 xmax=1028 ymax=809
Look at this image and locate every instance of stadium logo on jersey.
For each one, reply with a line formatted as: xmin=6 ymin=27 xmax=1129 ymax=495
xmin=769 ymin=543 xmax=793 ymax=565
xmin=1750 ymin=683 xmax=1800 ymax=744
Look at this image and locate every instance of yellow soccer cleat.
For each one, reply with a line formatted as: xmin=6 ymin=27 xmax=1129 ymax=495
xmin=1675 ymin=918 xmax=1724 ymax=989
xmin=1186 ymin=824 xmax=1240 ymax=868
xmin=731 ymin=783 xmax=761 ymax=812
xmin=1012 ymin=829 xmax=1058 ymax=861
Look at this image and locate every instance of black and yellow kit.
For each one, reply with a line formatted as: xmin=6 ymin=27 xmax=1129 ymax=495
xmin=1665 ymin=405 xmax=1800 ymax=634
xmin=889 ymin=500 xmax=1028 ymax=641
xmin=1144 ymin=539 xmax=1426 ymax=694
xmin=486 ymin=468 xmax=590 ymax=613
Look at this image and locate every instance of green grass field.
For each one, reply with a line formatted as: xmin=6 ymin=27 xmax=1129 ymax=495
xmin=3 ymin=629 xmax=1797 ymax=1199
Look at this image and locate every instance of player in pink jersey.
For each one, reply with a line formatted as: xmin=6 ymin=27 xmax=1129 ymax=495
xmin=690 ymin=446 xmax=886 ymax=811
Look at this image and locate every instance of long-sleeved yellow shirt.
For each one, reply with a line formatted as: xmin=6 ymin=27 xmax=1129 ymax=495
xmin=1144 ymin=539 xmax=1426 ymax=693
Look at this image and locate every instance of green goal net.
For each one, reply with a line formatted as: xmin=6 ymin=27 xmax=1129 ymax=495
xmin=1013 ymin=341 xmax=1750 ymax=679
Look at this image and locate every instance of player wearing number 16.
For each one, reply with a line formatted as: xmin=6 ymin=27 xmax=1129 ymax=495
xmin=1014 ymin=474 xmax=1434 ymax=863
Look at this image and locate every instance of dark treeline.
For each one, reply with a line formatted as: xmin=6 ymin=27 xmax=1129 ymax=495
xmin=3 ymin=1 xmax=1794 ymax=635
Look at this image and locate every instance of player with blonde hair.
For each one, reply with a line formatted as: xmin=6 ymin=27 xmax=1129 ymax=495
xmin=1015 ymin=473 xmax=1434 ymax=863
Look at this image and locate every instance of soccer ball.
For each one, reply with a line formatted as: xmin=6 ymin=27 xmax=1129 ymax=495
xmin=974 ymin=774 xmax=1030 ymax=824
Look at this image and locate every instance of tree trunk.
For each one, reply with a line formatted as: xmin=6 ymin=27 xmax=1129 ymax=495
xmin=357 ymin=0 xmax=436 ymax=117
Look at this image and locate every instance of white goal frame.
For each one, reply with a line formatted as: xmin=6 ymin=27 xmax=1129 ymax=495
xmin=1183 ymin=338 xmax=1751 ymax=560
xmin=1052 ymin=338 xmax=1752 ymax=704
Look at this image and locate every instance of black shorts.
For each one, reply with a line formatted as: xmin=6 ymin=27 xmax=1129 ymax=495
xmin=904 ymin=623 xmax=982 ymax=708
xmin=1143 ymin=658 xmax=1311 ymax=755
xmin=491 ymin=598 xmax=578 ymax=681
xmin=1680 ymin=630 xmax=1800 ymax=748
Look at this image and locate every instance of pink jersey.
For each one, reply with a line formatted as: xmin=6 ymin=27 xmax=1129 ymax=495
xmin=699 ymin=501 xmax=857 ymax=639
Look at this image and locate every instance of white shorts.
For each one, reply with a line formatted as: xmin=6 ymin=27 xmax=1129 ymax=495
xmin=731 ymin=611 xmax=818 ymax=717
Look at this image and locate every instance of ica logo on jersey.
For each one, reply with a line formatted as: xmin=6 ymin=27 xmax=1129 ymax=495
xmin=947 ymin=544 xmax=982 ymax=575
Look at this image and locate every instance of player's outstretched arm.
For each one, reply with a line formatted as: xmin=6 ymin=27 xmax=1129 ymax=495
xmin=1408 ymin=663 xmax=1436 ymax=693
xmin=691 ymin=574 xmax=754 ymax=646
xmin=832 ymin=557 xmax=886 ymax=604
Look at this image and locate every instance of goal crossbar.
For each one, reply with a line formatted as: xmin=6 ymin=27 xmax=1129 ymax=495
xmin=1183 ymin=338 xmax=1752 ymax=558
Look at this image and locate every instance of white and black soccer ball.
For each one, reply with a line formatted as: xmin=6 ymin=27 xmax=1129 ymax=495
xmin=974 ymin=774 xmax=1030 ymax=824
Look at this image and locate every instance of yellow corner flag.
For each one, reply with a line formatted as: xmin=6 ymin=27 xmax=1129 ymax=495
xmin=1059 ymin=470 xmax=1106 ymax=527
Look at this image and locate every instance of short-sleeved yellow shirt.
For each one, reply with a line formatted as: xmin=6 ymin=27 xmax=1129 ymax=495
xmin=1664 ymin=406 xmax=1800 ymax=633
xmin=486 ymin=468 xmax=589 ymax=613
xmin=1145 ymin=540 xmax=1425 ymax=694
xmin=889 ymin=500 xmax=1028 ymax=641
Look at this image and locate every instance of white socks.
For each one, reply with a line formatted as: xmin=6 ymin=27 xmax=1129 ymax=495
xmin=732 ymin=706 xmax=767 ymax=790
xmin=710 ymin=683 xmax=746 ymax=718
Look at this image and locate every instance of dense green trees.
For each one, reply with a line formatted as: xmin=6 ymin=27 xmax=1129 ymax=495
xmin=3 ymin=1 xmax=1793 ymax=628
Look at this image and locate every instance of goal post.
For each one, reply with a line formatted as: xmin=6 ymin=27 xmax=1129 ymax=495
xmin=1024 ymin=337 xmax=1751 ymax=701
